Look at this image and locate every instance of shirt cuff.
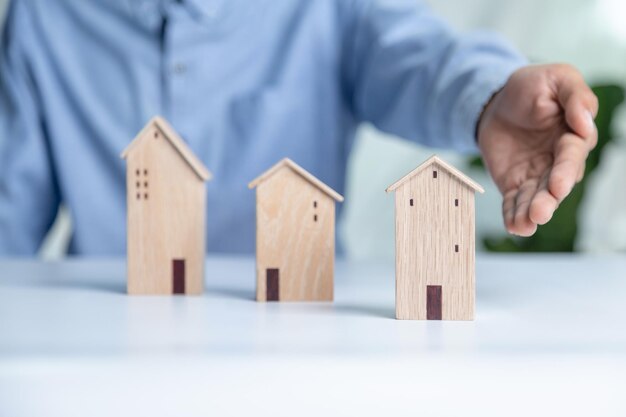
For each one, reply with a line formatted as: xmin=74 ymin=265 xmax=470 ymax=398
xmin=452 ymin=59 xmax=527 ymax=154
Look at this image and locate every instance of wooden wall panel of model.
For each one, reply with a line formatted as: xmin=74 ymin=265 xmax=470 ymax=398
xmin=387 ymin=156 xmax=483 ymax=320
xmin=249 ymin=159 xmax=343 ymax=302
xmin=122 ymin=117 xmax=211 ymax=295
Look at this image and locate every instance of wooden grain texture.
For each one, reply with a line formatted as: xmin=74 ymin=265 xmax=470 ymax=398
xmin=387 ymin=155 xmax=484 ymax=194
xmin=122 ymin=117 xmax=211 ymax=182
xmin=122 ymin=118 xmax=210 ymax=295
xmin=249 ymin=159 xmax=342 ymax=302
xmin=387 ymin=156 xmax=483 ymax=320
xmin=249 ymin=158 xmax=343 ymax=202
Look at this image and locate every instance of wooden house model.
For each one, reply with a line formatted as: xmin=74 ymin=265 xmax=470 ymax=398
xmin=121 ymin=116 xmax=211 ymax=295
xmin=248 ymin=158 xmax=344 ymax=302
xmin=386 ymin=155 xmax=484 ymax=320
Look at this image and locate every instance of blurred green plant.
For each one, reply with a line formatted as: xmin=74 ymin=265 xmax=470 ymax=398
xmin=470 ymin=84 xmax=625 ymax=252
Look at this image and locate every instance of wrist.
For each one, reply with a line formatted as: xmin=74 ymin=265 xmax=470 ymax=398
xmin=475 ymin=86 xmax=502 ymax=146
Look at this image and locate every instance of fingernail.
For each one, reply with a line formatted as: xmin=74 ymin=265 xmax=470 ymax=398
xmin=587 ymin=111 xmax=596 ymax=133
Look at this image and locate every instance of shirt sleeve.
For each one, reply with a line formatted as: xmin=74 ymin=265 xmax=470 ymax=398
xmin=342 ymin=0 xmax=527 ymax=152
xmin=0 ymin=2 xmax=60 ymax=256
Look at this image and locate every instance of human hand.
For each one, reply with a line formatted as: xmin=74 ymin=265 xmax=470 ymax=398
xmin=477 ymin=64 xmax=598 ymax=236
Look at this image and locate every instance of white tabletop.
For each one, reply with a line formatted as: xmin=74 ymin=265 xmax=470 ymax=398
xmin=1 ymin=255 xmax=625 ymax=416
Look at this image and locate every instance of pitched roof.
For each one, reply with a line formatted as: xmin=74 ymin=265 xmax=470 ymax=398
xmin=120 ymin=116 xmax=212 ymax=182
xmin=248 ymin=158 xmax=344 ymax=202
xmin=386 ymin=155 xmax=484 ymax=194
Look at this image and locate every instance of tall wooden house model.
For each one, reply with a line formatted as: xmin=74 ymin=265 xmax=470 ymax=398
xmin=121 ymin=116 xmax=211 ymax=295
xmin=249 ymin=158 xmax=343 ymax=302
xmin=386 ymin=155 xmax=484 ymax=320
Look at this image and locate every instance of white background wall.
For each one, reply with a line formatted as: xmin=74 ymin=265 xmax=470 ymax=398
xmin=0 ymin=0 xmax=624 ymax=258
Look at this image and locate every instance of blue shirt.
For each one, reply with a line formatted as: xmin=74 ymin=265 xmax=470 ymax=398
xmin=0 ymin=0 xmax=525 ymax=256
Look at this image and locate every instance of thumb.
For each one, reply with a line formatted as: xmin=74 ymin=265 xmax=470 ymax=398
xmin=555 ymin=66 xmax=599 ymax=140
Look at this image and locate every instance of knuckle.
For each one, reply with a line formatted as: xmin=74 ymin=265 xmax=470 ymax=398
xmin=549 ymin=62 xmax=577 ymax=77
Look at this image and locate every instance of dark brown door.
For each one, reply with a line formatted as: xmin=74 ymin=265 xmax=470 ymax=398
xmin=427 ymin=285 xmax=442 ymax=320
xmin=173 ymin=259 xmax=185 ymax=294
xmin=266 ymin=268 xmax=279 ymax=301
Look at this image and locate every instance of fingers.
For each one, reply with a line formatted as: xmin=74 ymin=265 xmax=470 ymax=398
xmin=554 ymin=65 xmax=599 ymax=140
xmin=503 ymin=131 xmax=591 ymax=237
xmin=502 ymin=189 xmax=517 ymax=233
xmin=507 ymin=168 xmax=579 ymax=237
xmin=529 ymin=173 xmax=559 ymax=226
xmin=577 ymin=161 xmax=586 ymax=183
xmin=548 ymin=132 xmax=591 ymax=200
xmin=503 ymin=180 xmax=539 ymax=237
xmin=504 ymin=173 xmax=559 ymax=237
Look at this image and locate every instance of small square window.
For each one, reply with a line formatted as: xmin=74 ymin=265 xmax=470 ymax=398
xmin=144 ymin=193 xmax=148 ymax=200
xmin=314 ymin=214 xmax=318 ymax=222
xmin=313 ymin=201 xmax=317 ymax=208
xmin=144 ymin=181 xmax=148 ymax=188
xmin=433 ymin=170 xmax=438 ymax=179
xmin=136 ymin=181 xmax=140 ymax=188
xmin=154 ymin=131 xmax=159 ymax=139
xmin=455 ymin=199 xmax=459 ymax=207
xmin=136 ymin=169 xmax=140 ymax=176
xmin=409 ymin=198 xmax=414 ymax=206
xmin=455 ymin=244 xmax=459 ymax=253
xmin=136 ymin=193 xmax=140 ymax=200
xmin=144 ymin=169 xmax=148 ymax=176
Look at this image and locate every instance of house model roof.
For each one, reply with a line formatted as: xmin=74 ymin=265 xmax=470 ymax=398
xmin=386 ymin=155 xmax=485 ymax=194
xmin=248 ymin=158 xmax=344 ymax=202
xmin=120 ymin=116 xmax=212 ymax=182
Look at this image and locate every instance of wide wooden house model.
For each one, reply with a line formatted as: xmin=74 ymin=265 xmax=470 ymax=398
xmin=121 ymin=116 xmax=212 ymax=295
xmin=386 ymin=155 xmax=484 ymax=320
xmin=249 ymin=158 xmax=343 ymax=302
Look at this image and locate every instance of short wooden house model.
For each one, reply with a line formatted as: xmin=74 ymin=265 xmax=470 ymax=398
xmin=121 ymin=116 xmax=211 ymax=295
xmin=386 ymin=155 xmax=484 ymax=320
xmin=249 ymin=158 xmax=343 ymax=302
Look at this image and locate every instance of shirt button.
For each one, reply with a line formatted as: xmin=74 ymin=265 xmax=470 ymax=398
xmin=172 ymin=63 xmax=187 ymax=75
